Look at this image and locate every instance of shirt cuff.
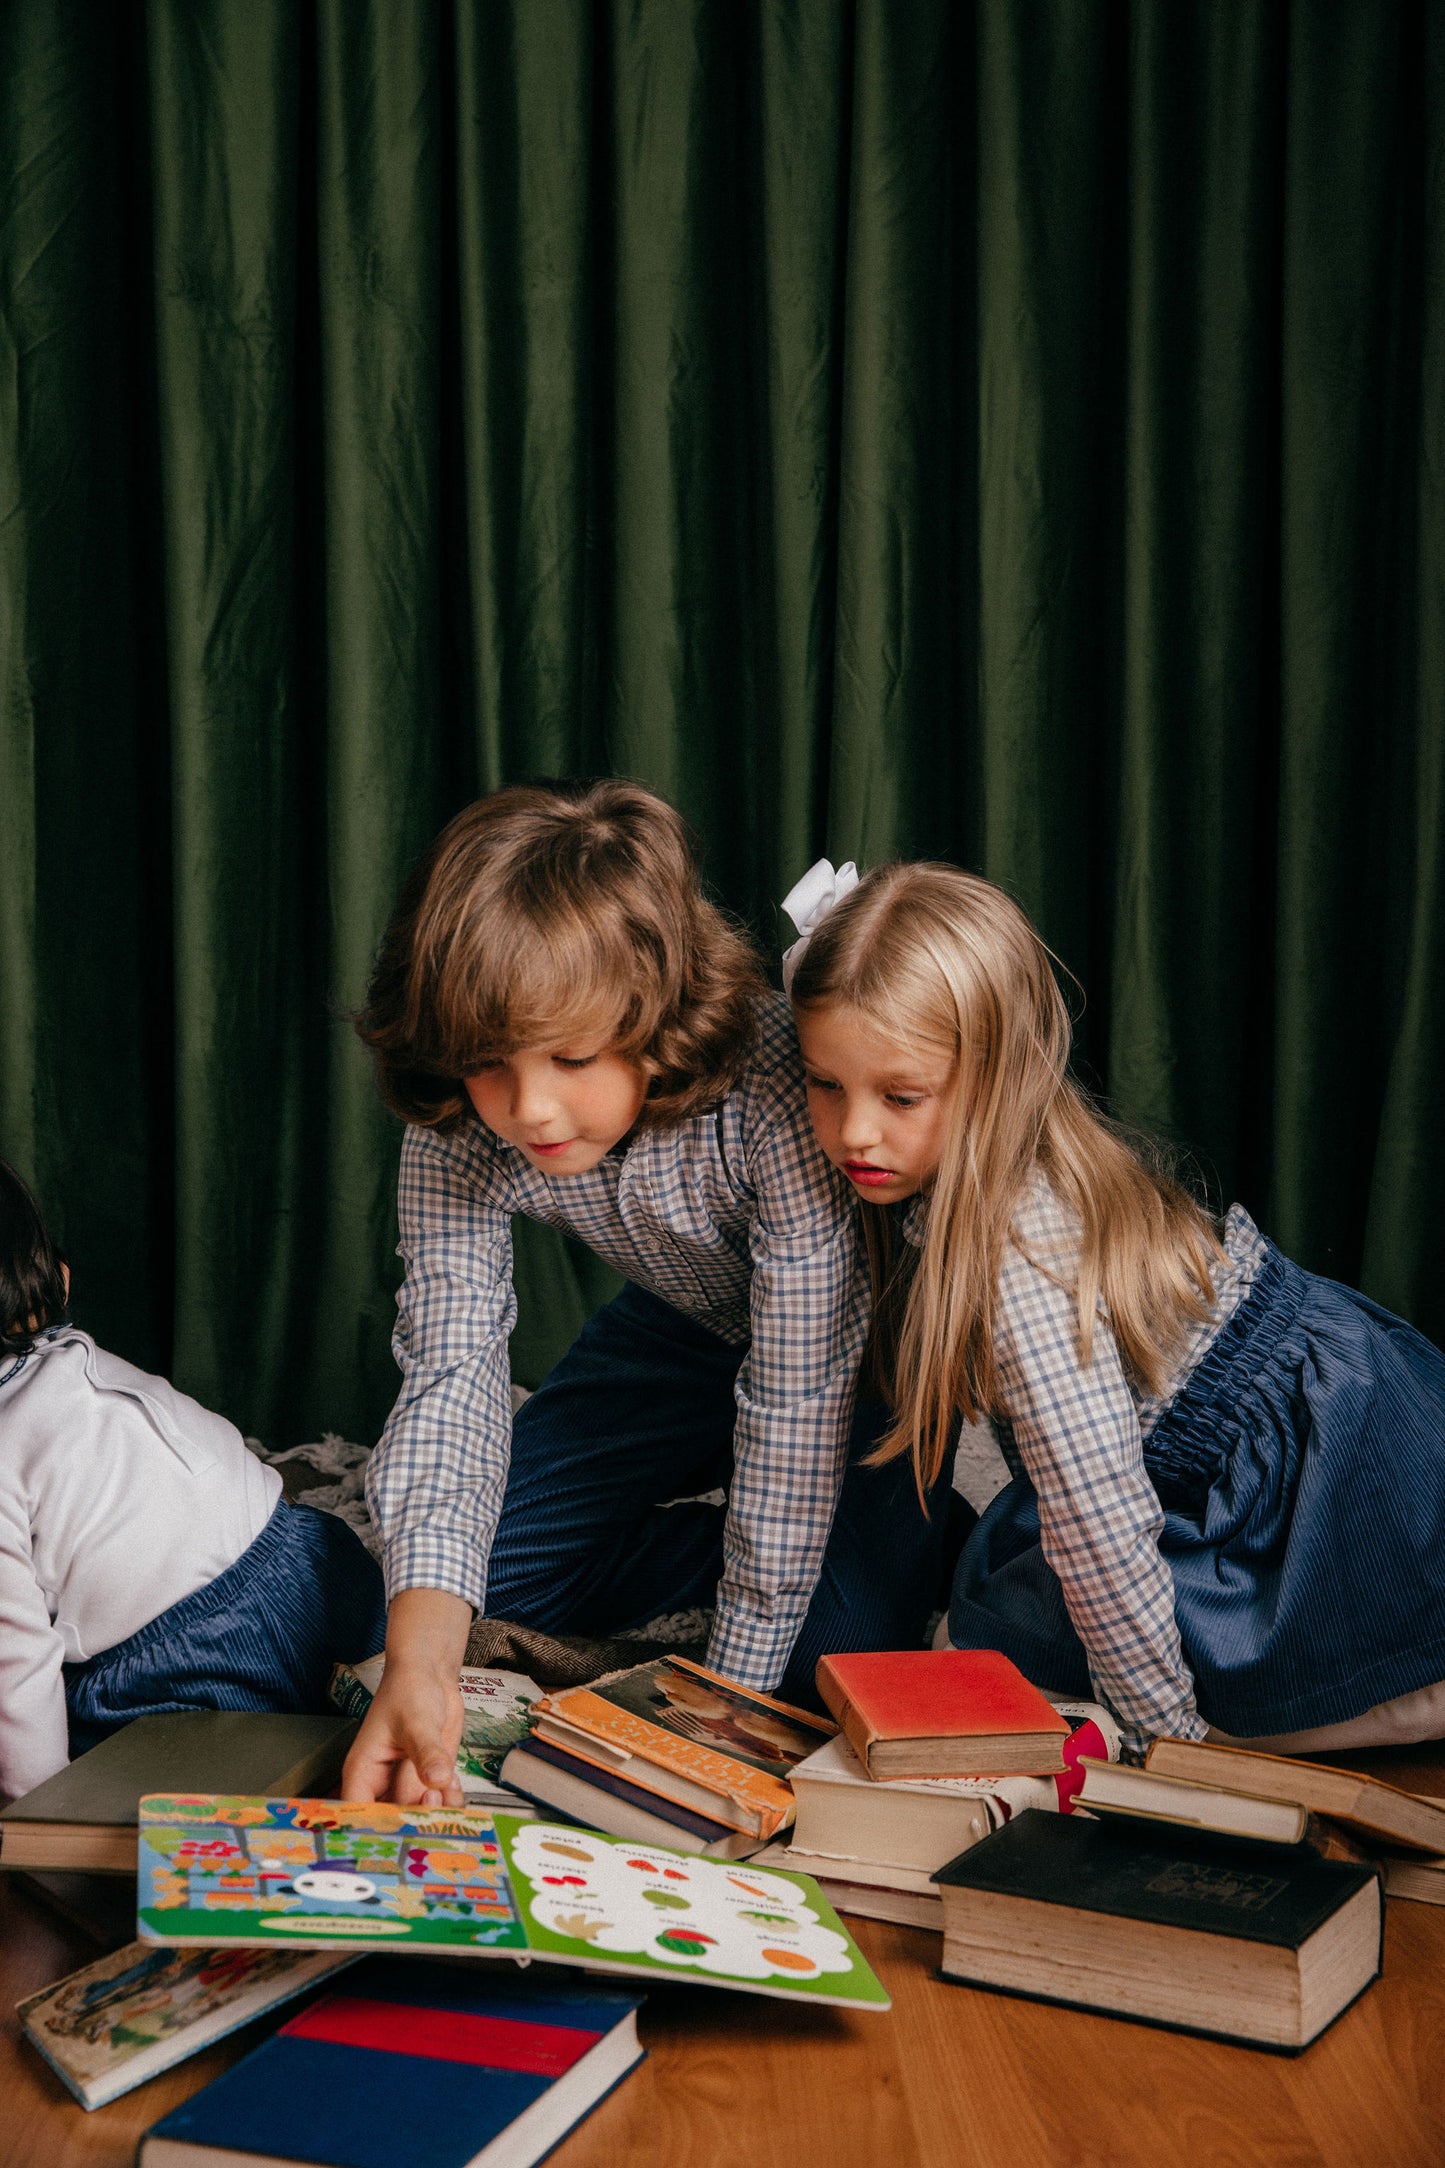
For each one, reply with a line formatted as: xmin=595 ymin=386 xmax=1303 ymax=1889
xmin=380 ymin=1532 xmax=485 ymax=1615
xmin=705 ymin=1606 xmax=798 ymax=1693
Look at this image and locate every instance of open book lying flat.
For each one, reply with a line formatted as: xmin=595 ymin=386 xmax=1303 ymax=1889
xmin=136 ymin=1796 xmax=890 ymax=2011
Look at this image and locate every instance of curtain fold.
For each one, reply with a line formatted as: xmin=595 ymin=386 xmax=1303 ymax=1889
xmin=1 ymin=0 xmax=1439 ymax=1447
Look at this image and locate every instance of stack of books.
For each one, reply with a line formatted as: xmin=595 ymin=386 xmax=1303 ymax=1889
xmin=11 ymin=1715 xmax=893 ymax=2160
xmin=754 ymin=1651 xmax=1120 ymax=1928
xmin=928 ymin=1734 xmax=1445 ymax=2049
xmin=1139 ymin=1735 xmax=1445 ymax=1892
xmin=498 ymin=1654 xmax=835 ymax=1858
xmin=25 ymin=1941 xmax=650 ymax=2168
xmin=932 ymin=1810 xmax=1382 ymax=2053
xmin=131 ymin=1963 xmax=650 ymax=2168
xmin=0 ymin=1710 xmax=357 ymax=1875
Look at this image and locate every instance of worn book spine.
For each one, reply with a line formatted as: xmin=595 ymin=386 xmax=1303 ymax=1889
xmin=811 ymin=1678 xmax=876 ymax=1776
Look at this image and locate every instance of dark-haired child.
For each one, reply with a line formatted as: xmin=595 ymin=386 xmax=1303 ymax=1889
xmin=0 ymin=1159 xmax=385 ymax=1802
xmin=345 ymin=781 xmax=947 ymax=1807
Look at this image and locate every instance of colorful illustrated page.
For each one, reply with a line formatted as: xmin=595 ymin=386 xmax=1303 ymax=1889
xmin=18 ymin=1945 xmax=343 ymax=2087
xmin=135 ymin=1799 xmax=889 ymax=2007
xmin=137 ymin=1797 xmax=527 ymax=1952
xmin=456 ymin=1670 xmax=542 ymax=1785
xmin=494 ymin=1815 xmax=890 ymax=2006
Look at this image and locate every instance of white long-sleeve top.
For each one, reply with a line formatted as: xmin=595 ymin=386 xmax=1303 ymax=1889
xmin=0 ymin=1328 xmax=280 ymax=1803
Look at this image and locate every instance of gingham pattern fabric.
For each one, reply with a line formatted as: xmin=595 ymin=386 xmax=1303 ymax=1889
xmin=366 ymin=997 xmax=868 ymax=1688
xmin=913 ymin=1176 xmax=1267 ymax=1748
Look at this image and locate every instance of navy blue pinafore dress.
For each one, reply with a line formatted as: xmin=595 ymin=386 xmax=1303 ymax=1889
xmin=948 ymin=1240 xmax=1445 ymax=1737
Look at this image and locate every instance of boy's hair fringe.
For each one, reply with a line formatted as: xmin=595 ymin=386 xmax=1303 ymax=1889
xmin=358 ymin=779 xmax=766 ymax=1130
xmin=0 ymin=1157 xmax=69 ymax=1354
xmin=791 ymin=863 xmax=1226 ymax=1494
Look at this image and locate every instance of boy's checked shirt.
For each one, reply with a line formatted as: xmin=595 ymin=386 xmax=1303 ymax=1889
xmin=366 ymin=997 xmax=869 ymax=1692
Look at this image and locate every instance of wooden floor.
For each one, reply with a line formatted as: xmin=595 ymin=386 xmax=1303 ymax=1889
xmin=7 ymin=1742 xmax=1445 ymax=2168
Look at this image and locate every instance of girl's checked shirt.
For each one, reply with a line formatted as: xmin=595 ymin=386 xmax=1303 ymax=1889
xmin=913 ymin=1172 xmax=1267 ymax=1749
xmin=366 ymin=997 xmax=868 ymax=1691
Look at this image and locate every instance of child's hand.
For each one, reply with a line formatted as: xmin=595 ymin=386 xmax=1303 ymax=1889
xmin=340 ymin=1588 xmax=472 ymax=1807
xmin=342 ymin=1667 xmax=465 ymax=1806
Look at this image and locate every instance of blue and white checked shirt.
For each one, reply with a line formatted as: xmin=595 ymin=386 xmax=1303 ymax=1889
xmin=366 ymin=997 xmax=868 ymax=1689
xmin=916 ymin=1174 xmax=1267 ymax=1750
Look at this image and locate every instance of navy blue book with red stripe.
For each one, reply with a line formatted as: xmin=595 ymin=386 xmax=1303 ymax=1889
xmin=137 ymin=1958 xmax=645 ymax=2168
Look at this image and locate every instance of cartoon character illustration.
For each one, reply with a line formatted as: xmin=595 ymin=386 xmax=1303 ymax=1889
xmin=291 ymin=1871 xmax=380 ymax=1905
xmin=246 ymin=1831 xmax=314 ymax=1873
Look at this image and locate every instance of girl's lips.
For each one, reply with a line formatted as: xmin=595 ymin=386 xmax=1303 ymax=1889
xmin=844 ymin=1161 xmax=895 ymax=1186
xmin=527 ymin=1138 xmax=576 ymax=1157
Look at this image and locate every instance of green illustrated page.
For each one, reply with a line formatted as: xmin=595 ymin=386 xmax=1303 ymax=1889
xmin=136 ymin=1797 xmax=528 ymax=1954
xmin=492 ymin=1814 xmax=891 ymax=2009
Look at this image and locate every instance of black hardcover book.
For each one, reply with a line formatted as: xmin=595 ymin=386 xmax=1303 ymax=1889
xmin=935 ymin=1811 xmax=1371 ymax=1943
xmin=932 ymin=1812 xmax=1382 ymax=2051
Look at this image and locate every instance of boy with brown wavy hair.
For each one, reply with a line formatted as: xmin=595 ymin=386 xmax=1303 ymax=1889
xmin=344 ymin=781 xmax=948 ymax=1805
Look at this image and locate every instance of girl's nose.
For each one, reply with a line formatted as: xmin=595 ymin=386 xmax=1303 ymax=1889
xmin=838 ymin=1098 xmax=882 ymax=1152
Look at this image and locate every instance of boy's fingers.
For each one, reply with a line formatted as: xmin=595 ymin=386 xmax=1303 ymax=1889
xmin=418 ymin=1755 xmax=465 ymax=1810
xmin=341 ymin=1739 xmax=390 ymax=1802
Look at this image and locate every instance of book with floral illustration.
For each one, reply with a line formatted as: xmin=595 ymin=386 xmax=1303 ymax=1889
xmin=135 ymin=1797 xmax=889 ymax=2010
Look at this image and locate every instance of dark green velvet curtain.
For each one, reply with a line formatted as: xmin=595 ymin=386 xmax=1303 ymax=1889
xmin=1 ymin=1 xmax=1440 ymax=1446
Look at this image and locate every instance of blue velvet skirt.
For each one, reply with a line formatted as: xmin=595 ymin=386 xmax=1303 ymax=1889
xmin=947 ymin=1244 xmax=1445 ymax=1736
xmin=63 ymin=1500 xmax=388 ymax=1756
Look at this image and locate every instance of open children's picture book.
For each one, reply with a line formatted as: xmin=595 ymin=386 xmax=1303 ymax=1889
xmin=135 ymin=1796 xmax=890 ymax=2010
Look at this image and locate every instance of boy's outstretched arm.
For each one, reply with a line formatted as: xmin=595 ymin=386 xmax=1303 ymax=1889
xmin=341 ymin=1587 xmax=472 ymax=1806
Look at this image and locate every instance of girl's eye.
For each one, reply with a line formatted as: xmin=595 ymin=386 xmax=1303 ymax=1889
xmin=805 ymin=1074 xmax=840 ymax=1093
xmin=887 ymin=1094 xmax=924 ymax=1109
xmin=554 ymin=1054 xmax=599 ymax=1070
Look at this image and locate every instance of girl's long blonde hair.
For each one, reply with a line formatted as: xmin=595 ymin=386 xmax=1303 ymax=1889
xmin=790 ymin=863 xmax=1226 ymax=1490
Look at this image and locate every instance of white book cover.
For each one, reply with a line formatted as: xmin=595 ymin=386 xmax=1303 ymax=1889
xmin=791 ymin=1730 xmax=1058 ymax=1815
xmin=753 ymin=1843 xmax=942 ymax=1896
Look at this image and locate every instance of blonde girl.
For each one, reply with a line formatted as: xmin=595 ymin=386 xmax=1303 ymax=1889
xmin=344 ymin=784 xmax=949 ymax=1806
xmin=786 ymin=859 xmax=1445 ymax=1754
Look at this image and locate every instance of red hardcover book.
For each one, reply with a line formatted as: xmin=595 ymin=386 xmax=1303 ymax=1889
xmin=815 ymin=1651 xmax=1071 ymax=1780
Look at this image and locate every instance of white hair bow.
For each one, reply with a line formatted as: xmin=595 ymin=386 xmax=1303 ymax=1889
xmin=780 ymin=857 xmax=859 ymax=991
